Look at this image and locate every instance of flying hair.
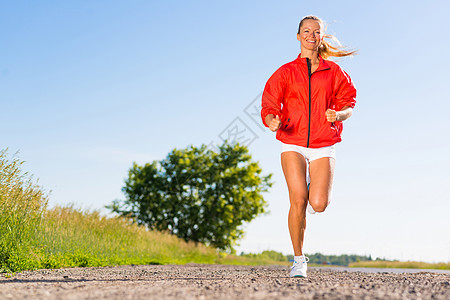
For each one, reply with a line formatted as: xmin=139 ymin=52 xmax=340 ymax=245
xmin=298 ymin=15 xmax=358 ymax=59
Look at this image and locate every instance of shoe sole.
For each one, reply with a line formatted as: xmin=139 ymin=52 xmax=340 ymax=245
xmin=290 ymin=275 xmax=307 ymax=278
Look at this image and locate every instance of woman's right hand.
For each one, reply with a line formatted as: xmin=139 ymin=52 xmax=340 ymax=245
xmin=266 ymin=114 xmax=282 ymax=132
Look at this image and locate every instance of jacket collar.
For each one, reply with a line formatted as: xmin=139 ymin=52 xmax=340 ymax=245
xmin=295 ymin=53 xmax=331 ymax=72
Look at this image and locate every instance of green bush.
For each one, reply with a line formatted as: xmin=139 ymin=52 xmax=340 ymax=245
xmin=109 ymin=142 xmax=272 ymax=252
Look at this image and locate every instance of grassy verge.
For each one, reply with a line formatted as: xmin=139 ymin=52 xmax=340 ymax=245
xmin=1 ymin=202 xmax=221 ymax=273
xmin=0 ymin=150 xmax=220 ymax=273
xmin=35 ymin=205 xmax=217 ymax=269
xmin=3 ymin=204 xmax=286 ymax=273
xmin=349 ymin=261 xmax=450 ymax=270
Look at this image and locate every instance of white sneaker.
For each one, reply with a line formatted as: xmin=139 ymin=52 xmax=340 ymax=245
xmin=289 ymin=256 xmax=309 ymax=278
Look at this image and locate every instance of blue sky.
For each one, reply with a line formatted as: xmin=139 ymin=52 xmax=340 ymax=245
xmin=1 ymin=0 xmax=449 ymax=262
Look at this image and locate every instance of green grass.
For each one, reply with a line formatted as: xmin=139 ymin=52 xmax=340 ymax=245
xmin=0 ymin=150 xmax=48 ymax=272
xmin=35 ymin=205 xmax=217 ymax=269
xmin=349 ymin=260 xmax=450 ymax=270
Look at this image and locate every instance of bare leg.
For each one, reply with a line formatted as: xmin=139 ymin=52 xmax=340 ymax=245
xmin=281 ymin=151 xmax=309 ymax=256
xmin=308 ymin=157 xmax=335 ymax=212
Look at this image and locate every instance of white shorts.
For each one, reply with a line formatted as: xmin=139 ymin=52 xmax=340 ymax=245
xmin=280 ymin=142 xmax=336 ymax=184
xmin=281 ymin=143 xmax=336 ymax=162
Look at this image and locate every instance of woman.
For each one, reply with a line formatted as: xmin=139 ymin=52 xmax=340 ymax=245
xmin=261 ymin=15 xmax=357 ymax=278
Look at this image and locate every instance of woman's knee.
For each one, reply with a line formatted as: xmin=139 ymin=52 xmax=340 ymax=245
xmin=289 ymin=193 xmax=308 ymax=210
xmin=309 ymin=195 xmax=330 ymax=212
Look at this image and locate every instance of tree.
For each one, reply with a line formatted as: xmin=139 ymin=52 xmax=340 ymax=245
xmin=108 ymin=142 xmax=273 ymax=251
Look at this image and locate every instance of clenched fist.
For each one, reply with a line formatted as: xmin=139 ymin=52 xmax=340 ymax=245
xmin=267 ymin=115 xmax=282 ymax=132
xmin=325 ymin=109 xmax=339 ymax=122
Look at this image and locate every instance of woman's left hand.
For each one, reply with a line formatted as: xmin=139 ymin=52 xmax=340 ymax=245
xmin=325 ymin=109 xmax=338 ymax=122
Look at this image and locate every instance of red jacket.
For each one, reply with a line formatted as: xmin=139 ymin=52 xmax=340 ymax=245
xmin=261 ymin=54 xmax=356 ymax=148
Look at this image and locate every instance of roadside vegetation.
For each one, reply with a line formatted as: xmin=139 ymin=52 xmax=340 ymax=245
xmin=349 ymin=261 xmax=450 ymax=270
xmin=0 ymin=150 xmax=48 ymax=273
xmin=1 ymin=202 xmax=285 ymax=273
xmin=36 ymin=205 xmax=217 ymax=269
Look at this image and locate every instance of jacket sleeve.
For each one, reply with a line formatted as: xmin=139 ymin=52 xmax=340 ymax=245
xmin=261 ymin=67 xmax=286 ymax=127
xmin=334 ymin=67 xmax=356 ymax=111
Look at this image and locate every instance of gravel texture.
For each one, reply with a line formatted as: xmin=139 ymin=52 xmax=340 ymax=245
xmin=1 ymin=264 xmax=449 ymax=299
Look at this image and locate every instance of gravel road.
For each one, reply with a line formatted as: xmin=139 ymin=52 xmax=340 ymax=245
xmin=1 ymin=264 xmax=449 ymax=299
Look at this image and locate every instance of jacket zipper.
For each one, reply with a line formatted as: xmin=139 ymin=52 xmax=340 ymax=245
xmin=306 ymin=58 xmax=312 ymax=148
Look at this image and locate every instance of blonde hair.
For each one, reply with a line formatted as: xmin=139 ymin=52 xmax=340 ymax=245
xmin=298 ymin=15 xmax=357 ymax=59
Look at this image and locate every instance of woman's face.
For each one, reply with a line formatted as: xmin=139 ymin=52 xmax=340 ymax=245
xmin=297 ymin=19 xmax=323 ymax=51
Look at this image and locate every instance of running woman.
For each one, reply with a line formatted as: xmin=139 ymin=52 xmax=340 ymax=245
xmin=261 ymin=15 xmax=357 ymax=278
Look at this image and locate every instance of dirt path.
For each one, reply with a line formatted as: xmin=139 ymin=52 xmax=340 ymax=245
xmin=1 ymin=264 xmax=449 ymax=299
